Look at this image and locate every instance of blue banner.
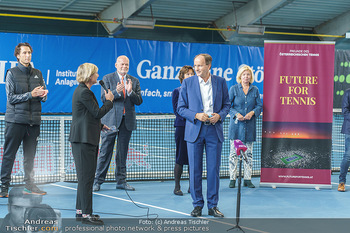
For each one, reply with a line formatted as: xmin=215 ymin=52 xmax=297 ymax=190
xmin=0 ymin=32 xmax=264 ymax=113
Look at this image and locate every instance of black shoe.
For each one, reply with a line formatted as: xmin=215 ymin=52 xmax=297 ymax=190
xmin=116 ymin=182 xmax=135 ymax=191
xmin=93 ymin=183 xmax=100 ymax=192
xmin=174 ymin=189 xmax=183 ymax=196
xmin=23 ymin=184 xmax=47 ymax=195
xmin=229 ymin=180 xmax=236 ymax=188
xmin=188 ymin=187 xmax=190 ymax=193
xmin=82 ymin=215 xmax=104 ymax=225
xmin=76 ymin=214 xmax=82 ymax=221
xmin=191 ymin=206 xmax=202 ymax=217
xmin=76 ymin=214 xmax=100 ymax=221
xmin=0 ymin=184 xmax=9 ymax=198
xmin=208 ymin=207 xmax=224 ymax=217
xmin=244 ymin=180 xmax=255 ymax=188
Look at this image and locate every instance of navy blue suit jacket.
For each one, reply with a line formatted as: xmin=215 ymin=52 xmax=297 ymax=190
xmin=177 ymin=75 xmax=230 ymax=143
xmin=172 ymin=87 xmax=186 ymax=127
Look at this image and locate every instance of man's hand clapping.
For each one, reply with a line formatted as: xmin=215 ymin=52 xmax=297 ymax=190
xmin=31 ymin=86 xmax=48 ymax=98
xmin=125 ymin=79 xmax=133 ymax=93
xmin=116 ymin=81 xmax=124 ymax=95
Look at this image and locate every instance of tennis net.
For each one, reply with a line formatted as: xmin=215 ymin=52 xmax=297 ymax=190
xmin=0 ymin=113 xmax=344 ymax=184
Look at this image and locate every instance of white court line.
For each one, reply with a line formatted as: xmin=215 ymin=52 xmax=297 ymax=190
xmin=331 ymin=182 xmax=349 ymax=186
xmin=51 ymin=183 xmax=190 ymax=216
xmin=50 ymin=183 xmax=268 ymax=233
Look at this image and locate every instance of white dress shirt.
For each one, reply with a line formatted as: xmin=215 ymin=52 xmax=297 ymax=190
xmin=198 ymin=75 xmax=213 ymax=116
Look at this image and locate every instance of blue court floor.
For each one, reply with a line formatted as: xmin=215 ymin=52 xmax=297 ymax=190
xmin=0 ymin=175 xmax=349 ymax=233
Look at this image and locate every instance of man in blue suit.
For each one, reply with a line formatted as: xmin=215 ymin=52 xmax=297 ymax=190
xmin=178 ymin=54 xmax=230 ymax=217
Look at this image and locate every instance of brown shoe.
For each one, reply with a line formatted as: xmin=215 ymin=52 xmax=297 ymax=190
xmin=338 ymin=182 xmax=345 ymax=192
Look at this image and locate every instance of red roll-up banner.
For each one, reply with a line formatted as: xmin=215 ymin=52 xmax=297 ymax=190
xmin=261 ymin=41 xmax=335 ymax=188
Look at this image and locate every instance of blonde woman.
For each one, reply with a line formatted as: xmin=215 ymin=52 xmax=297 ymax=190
xmin=228 ymin=65 xmax=262 ymax=188
xmin=69 ymin=63 xmax=114 ymax=225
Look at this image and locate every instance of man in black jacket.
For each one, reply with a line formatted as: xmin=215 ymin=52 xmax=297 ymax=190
xmin=0 ymin=42 xmax=48 ymax=198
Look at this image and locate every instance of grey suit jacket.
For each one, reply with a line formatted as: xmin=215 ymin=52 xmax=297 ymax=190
xmin=101 ymin=71 xmax=143 ymax=131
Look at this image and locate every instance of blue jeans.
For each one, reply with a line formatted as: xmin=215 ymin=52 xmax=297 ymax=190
xmin=339 ymin=134 xmax=350 ymax=183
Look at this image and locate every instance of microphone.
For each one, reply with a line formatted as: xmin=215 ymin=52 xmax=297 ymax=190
xmin=233 ymin=139 xmax=248 ymax=162
xmin=99 ymin=80 xmax=108 ymax=92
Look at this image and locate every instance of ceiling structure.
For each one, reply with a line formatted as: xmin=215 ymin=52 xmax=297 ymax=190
xmin=0 ymin=0 xmax=350 ymax=49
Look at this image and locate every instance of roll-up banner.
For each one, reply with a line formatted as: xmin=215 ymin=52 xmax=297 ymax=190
xmin=261 ymin=41 xmax=335 ymax=188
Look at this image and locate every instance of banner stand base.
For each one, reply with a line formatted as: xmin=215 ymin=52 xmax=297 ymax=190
xmin=259 ymin=182 xmax=332 ymax=189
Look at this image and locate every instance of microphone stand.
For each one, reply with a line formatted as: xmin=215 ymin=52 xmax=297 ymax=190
xmin=227 ymin=149 xmax=246 ymax=233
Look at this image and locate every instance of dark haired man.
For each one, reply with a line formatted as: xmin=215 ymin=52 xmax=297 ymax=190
xmin=0 ymin=42 xmax=48 ymax=198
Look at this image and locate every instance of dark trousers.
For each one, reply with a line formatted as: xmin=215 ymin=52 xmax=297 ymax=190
xmin=175 ymin=126 xmax=189 ymax=165
xmin=71 ymin=142 xmax=98 ymax=215
xmin=94 ymin=117 xmax=132 ymax=185
xmin=1 ymin=122 xmax=40 ymax=186
xmin=187 ymin=124 xmax=222 ymax=209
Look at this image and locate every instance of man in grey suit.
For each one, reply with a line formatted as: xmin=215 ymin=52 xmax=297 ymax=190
xmin=93 ymin=55 xmax=143 ymax=191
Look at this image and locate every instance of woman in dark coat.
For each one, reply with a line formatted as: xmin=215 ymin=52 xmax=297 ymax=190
xmin=69 ymin=63 xmax=114 ymax=225
xmin=172 ymin=65 xmax=195 ymax=195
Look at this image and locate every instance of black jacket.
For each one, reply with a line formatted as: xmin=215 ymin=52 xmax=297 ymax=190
xmin=69 ymin=83 xmax=113 ymax=146
xmin=5 ymin=63 xmax=46 ymax=125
